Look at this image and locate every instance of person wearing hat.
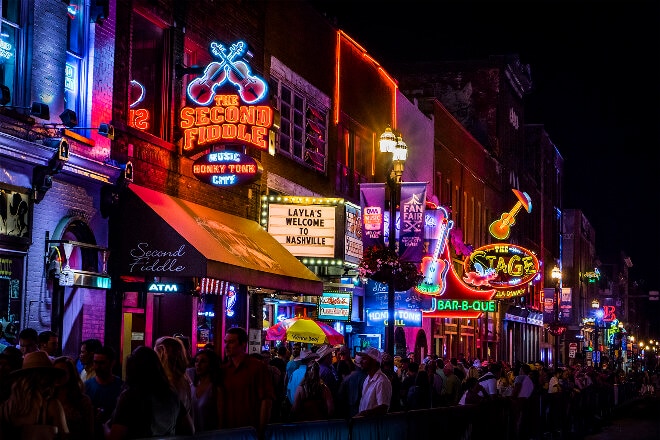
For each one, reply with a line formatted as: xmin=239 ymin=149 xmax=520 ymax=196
xmin=316 ymin=345 xmax=339 ymax=401
xmin=0 ymin=350 xmax=69 ymax=438
xmin=355 ymin=347 xmax=391 ymax=417
xmin=285 ymin=349 xmax=319 ymax=413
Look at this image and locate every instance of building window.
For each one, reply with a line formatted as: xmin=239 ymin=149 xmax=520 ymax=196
xmin=274 ymin=81 xmax=327 ymax=172
xmin=64 ymin=0 xmax=89 ymax=129
xmin=0 ymin=0 xmax=25 ymax=105
xmin=129 ymin=12 xmax=169 ymax=138
xmin=269 ymin=73 xmax=328 ymax=173
xmin=0 ymin=251 xmax=23 ymax=334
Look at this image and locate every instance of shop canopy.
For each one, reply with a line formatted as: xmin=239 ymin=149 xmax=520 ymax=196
xmin=116 ymin=184 xmax=322 ymax=296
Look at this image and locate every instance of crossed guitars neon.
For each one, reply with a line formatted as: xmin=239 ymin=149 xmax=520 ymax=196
xmin=187 ymin=40 xmax=268 ymax=106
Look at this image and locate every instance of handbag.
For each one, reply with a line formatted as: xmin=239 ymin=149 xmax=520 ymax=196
xmin=21 ymin=401 xmax=59 ymax=440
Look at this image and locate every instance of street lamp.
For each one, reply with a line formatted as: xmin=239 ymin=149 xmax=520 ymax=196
xmin=551 ymin=265 xmax=562 ymax=367
xmin=591 ymin=298 xmax=601 ymax=367
xmin=379 ymin=126 xmax=408 ymax=357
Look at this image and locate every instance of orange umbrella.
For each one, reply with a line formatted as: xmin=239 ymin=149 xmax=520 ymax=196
xmin=265 ymin=317 xmax=344 ymax=345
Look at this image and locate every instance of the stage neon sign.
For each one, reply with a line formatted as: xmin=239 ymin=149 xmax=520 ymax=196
xmin=463 ymin=243 xmax=539 ymax=299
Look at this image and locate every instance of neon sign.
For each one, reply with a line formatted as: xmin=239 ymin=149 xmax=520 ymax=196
xmin=0 ymin=37 xmax=13 ymax=60
xmin=147 ymin=283 xmax=180 ymax=293
xmin=415 ymin=206 xmax=453 ymax=296
xmin=366 ymin=309 xmax=422 ymax=327
xmin=420 ymin=208 xmax=496 ymax=319
xmin=187 ymin=41 xmax=267 ymax=106
xmin=463 ymin=243 xmax=539 ymax=299
xmin=428 ymin=299 xmax=497 ymax=314
xmin=180 ymin=94 xmax=272 ymax=153
xmin=65 ymin=63 xmax=76 ymax=92
xmin=318 ymin=292 xmax=352 ymax=321
xmin=192 ymin=151 xmax=262 ymax=186
xmin=489 ymin=189 xmax=532 ymax=240
xmin=181 ymin=40 xmax=271 ymax=156
xmin=129 ymin=80 xmax=150 ymax=130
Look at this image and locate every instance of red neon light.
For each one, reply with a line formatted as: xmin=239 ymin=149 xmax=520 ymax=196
xmin=129 ymin=109 xmax=150 ymax=130
xmin=335 ymin=31 xmax=397 ymax=127
xmin=421 ymin=239 xmax=495 ymax=319
xmin=463 ymin=243 xmax=539 ymax=297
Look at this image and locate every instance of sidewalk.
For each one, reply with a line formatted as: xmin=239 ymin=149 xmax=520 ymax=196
xmin=583 ymin=395 xmax=660 ymax=440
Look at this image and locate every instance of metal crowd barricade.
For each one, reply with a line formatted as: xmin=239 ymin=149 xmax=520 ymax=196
xmin=139 ymin=380 xmax=640 ymax=440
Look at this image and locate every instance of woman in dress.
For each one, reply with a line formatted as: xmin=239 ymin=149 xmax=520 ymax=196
xmin=154 ymin=336 xmax=193 ymax=417
xmin=53 ymin=356 xmax=95 ymax=440
xmin=189 ymin=348 xmax=223 ymax=432
xmin=104 ymin=346 xmax=194 ymax=439
xmin=290 ymin=360 xmax=333 ymax=422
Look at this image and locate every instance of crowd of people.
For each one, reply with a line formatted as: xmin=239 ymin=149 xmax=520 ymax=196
xmin=0 ymin=325 xmax=655 ymax=440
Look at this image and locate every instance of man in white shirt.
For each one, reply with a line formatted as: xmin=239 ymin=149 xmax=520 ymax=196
xmin=478 ymin=362 xmax=502 ymax=397
xmin=512 ymin=363 xmax=535 ymax=398
xmin=356 ymin=347 xmax=392 ymax=417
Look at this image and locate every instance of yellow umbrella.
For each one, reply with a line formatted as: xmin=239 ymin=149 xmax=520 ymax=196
xmin=265 ymin=317 xmax=344 ymax=345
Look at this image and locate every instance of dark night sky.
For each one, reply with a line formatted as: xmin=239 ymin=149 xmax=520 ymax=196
xmin=310 ymin=0 xmax=660 ymax=291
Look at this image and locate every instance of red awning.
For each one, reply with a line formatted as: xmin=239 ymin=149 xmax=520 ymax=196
xmin=117 ymin=185 xmax=322 ymax=296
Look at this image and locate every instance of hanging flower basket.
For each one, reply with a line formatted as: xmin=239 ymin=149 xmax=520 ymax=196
xmin=358 ymin=246 xmax=424 ymax=291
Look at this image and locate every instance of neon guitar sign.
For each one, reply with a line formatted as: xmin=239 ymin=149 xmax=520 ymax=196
xmin=187 ymin=41 xmax=267 ymax=106
xmin=415 ymin=214 xmax=453 ymax=296
xmin=489 ymin=189 xmax=532 ymax=240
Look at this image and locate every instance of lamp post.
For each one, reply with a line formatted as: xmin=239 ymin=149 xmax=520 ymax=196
xmin=379 ymin=127 xmax=408 ymax=357
xmin=551 ymin=265 xmax=562 ymax=367
xmin=591 ymin=298 xmax=600 ymax=367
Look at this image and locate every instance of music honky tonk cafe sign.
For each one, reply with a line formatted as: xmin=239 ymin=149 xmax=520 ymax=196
xmin=180 ymin=40 xmax=273 ymax=157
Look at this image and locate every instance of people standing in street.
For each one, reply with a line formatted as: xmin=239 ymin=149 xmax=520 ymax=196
xmin=220 ymin=327 xmax=274 ymax=437
xmin=53 ymin=356 xmax=95 ymax=440
xmin=189 ymin=348 xmax=223 ymax=432
xmin=17 ymin=327 xmax=39 ymax=356
xmin=316 ymin=345 xmax=339 ymax=401
xmin=84 ymin=346 xmax=123 ymax=440
xmin=285 ymin=349 xmax=319 ymax=420
xmin=336 ymin=357 xmax=368 ymax=418
xmin=478 ymin=362 xmax=502 ymax=397
xmin=155 ymin=336 xmax=193 ymax=419
xmin=104 ymin=346 xmax=193 ymax=439
xmin=332 ymin=346 xmax=356 ymax=383
xmin=290 ymin=360 xmax=334 ymax=422
xmin=0 ymin=350 xmax=69 ymax=438
xmin=441 ymin=363 xmax=463 ymax=406
xmin=425 ymin=359 xmax=444 ymax=407
xmin=38 ymin=331 xmax=59 ymax=359
xmin=268 ymin=345 xmax=288 ymax=422
xmin=79 ymin=338 xmax=103 ymax=382
xmin=355 ymin=348 xmax=391 ymax=417
xmin=458 ymin=377 xmax=489 ymax=405
xmin=286 ymin=343 xmax=302 ymax=382
xmin=511 ymin=363 xmax=535 ymax=440
xmin=0 ymin=347 xmax=22 ymax=402
xmin=380 ymin=353 xmax=402 ymax=412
